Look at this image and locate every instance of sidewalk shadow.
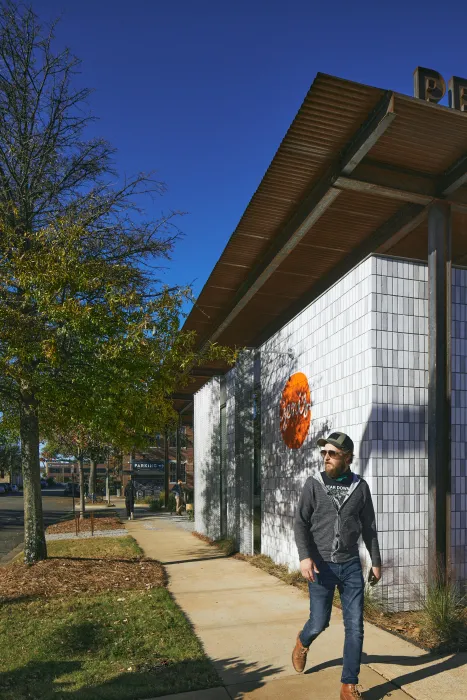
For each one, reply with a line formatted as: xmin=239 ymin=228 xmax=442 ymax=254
xmin=306 ymin=651 xmax=467 ymax=699
xmin=131 ymin=511 xmax=187 ymax=521
xmin=162 ymin=555 xmax=230 ymax=565
xmin=0 ymin=655 xmax=281 ymax=699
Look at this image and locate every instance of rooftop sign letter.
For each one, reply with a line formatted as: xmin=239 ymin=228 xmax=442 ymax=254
xmin=449 ymin=76 xmax=467 ymax=111
xmin=414 ymin=67 xmax=446 ymax=103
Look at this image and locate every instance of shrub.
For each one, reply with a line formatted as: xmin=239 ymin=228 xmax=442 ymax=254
xmin=213 ymin=537 xmax=238 ymax=556
xmin=363 ymin=581 xmax=382 ymax=618
xmin=421 ymin=578 xmax=467 ymax=650
xmin=158 ymin=491 xmax=177 ymax=512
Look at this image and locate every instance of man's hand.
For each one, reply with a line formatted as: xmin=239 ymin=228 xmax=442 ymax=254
xmin=300 ymin=557 xmax=319 ymax=583
xmin=370 ymin=566 xmax=382 ymax=584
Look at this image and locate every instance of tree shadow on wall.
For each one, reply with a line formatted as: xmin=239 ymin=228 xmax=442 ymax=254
xmin=198 ymin=383 xmax=223 ymax=541
xmin=260 ymin=335 xmax=331 ymax=552
xmin=197 ymin=340 xmax=332 ymax=554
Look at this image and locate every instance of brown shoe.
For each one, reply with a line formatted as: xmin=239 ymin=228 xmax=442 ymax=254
xmin=291 ymin=634 xmax=309 ymax=673
xmin=340 ymin=684 xmax=363 ymax=699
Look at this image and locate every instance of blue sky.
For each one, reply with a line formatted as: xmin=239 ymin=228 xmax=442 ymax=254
xmin=33 ymin=0 xmax=467 ymax=315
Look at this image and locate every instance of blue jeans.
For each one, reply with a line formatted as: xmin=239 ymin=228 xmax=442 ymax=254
xmin=299 ymin=557 xmax=364 ymax=685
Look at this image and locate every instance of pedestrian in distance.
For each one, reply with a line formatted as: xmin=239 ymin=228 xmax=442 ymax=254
xmin=292 ymin=432 xmax=382 ymax=700
xmin=124 ymin=477 xmax=135 ymax=521
xmin=171 ymin=479 xmax=184 ymax=515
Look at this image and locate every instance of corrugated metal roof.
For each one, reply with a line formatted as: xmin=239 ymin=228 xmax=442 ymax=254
xmin=180 ymin=72 xmax=467 ymax=397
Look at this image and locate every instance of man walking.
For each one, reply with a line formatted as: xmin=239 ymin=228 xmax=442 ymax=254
xmin=124 ymin=477 xmax=135 ymax=521
xmin=171 ymin=479 xmax=184 ymax=515
xmin=292 ymin=432 xmax=381 ymax=700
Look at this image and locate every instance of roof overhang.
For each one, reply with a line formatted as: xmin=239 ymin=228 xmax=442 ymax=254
xmin=176 ymin=72 xmax=467 ymax=403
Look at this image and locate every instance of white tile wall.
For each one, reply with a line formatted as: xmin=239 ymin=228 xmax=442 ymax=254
xmin=260 ymin=256 xmax=432 ymax=611
xmin=193 ymin=355 xmax=255 ymax=554
xmin=192 ymin=255 xmax=467 ymax=611
xmin=371 ymin=257 xmax=428 ymax=611
xmin=194 ymin=377 xmax=221 ymax=539
xmin=260 ymin=257 xmax=375 ymax=572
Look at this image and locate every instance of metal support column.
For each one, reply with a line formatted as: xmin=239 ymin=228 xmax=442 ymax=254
xmin=427 ymin=202 xmax=452 ymax=586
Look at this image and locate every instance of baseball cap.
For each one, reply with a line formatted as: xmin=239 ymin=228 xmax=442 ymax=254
xmin=317 ymin=431 xmax=354 ymax=453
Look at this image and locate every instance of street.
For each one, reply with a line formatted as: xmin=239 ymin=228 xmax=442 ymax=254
xmin=0 ymin=488 xmax=73 ymax=561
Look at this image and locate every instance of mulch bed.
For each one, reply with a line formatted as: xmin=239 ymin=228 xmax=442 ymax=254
xmin=47 ymin=516 xmax=122 ymax=534
xmin=371 ymin=612 xmax=424 ymax=645
xmin=0 ymin=557 xmax=165 ymax=602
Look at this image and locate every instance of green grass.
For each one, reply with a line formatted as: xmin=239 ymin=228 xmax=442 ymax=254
xmin=0 ymin=589 xmax=220 ymax=699
xmin=1 ymin=535 xmax=220 ymax=698
xmin=46 ymin=536 xmax=144 ymax=560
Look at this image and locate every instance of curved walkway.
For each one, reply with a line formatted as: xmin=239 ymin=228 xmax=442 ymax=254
xmin=125 ymin=510 xmax=466 ymax=700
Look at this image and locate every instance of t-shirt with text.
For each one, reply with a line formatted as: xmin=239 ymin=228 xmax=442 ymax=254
xmin=321 ymin=470 xmax=353 ymax=510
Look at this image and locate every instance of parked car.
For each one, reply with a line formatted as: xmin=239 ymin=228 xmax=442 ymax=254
xmin=0 ymin=485 xmax=5 ymax=494
xmin=63 ymin=483 xmax=79 ymax=496
xmin=2 ymin=483 xmax=11 ymax=493
xmin=40 ymin=478 xmax=48 ymax=488
xmin=11 ymin=484 xmax=19 ymax=492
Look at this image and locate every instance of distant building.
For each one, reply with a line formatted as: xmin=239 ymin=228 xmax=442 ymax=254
xmin=121 ymin=425 xmax=193 ymax=498
xmin=0 ymin=470 xmax=22 ymax=488
xmin=44 ymin=458 xmax=107 ymax=483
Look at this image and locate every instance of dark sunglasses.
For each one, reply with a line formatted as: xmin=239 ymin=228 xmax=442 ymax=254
xmin=320 ymin=449 xmax=342 ymax=459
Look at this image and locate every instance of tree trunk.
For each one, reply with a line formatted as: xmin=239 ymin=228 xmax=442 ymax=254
xmin=79 ymin=454 xmax=86 ymax=518
xmin=89 ymin=459 xmax=97 ymax=496
xmin=20 ymin=389 xmax=47 ymax=563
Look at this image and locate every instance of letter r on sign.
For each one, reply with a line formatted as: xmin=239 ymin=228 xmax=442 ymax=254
xmin=449 ymin=76 xmax=467 ymax=111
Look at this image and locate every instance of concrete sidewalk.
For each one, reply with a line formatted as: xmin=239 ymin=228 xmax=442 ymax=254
xmin=125 ymin=510 xmax=467 ymax=700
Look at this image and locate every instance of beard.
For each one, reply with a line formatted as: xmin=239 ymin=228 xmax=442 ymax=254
xmin=325 ymin=462 xmax=348 ymax=479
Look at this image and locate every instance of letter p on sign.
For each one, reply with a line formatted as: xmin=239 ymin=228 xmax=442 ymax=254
xmin=414 ymin=67 xmax=446 ymax=103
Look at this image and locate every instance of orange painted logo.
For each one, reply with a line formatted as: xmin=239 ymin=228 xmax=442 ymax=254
xmin=280 ymin=372 xmax=312 ymax=449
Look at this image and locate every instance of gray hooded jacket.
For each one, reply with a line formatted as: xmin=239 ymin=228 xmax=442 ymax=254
xmin=294 ymin=472 xmax=381 ymax=566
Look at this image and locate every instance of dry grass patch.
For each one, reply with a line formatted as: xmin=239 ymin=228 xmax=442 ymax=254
xmin=192 ymin=531 xmax=237 ymax=556
xmin=236 ymin=552 xmax=308 ymax=593
xmin=46 ymin=536 xmax=142 ymax=559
